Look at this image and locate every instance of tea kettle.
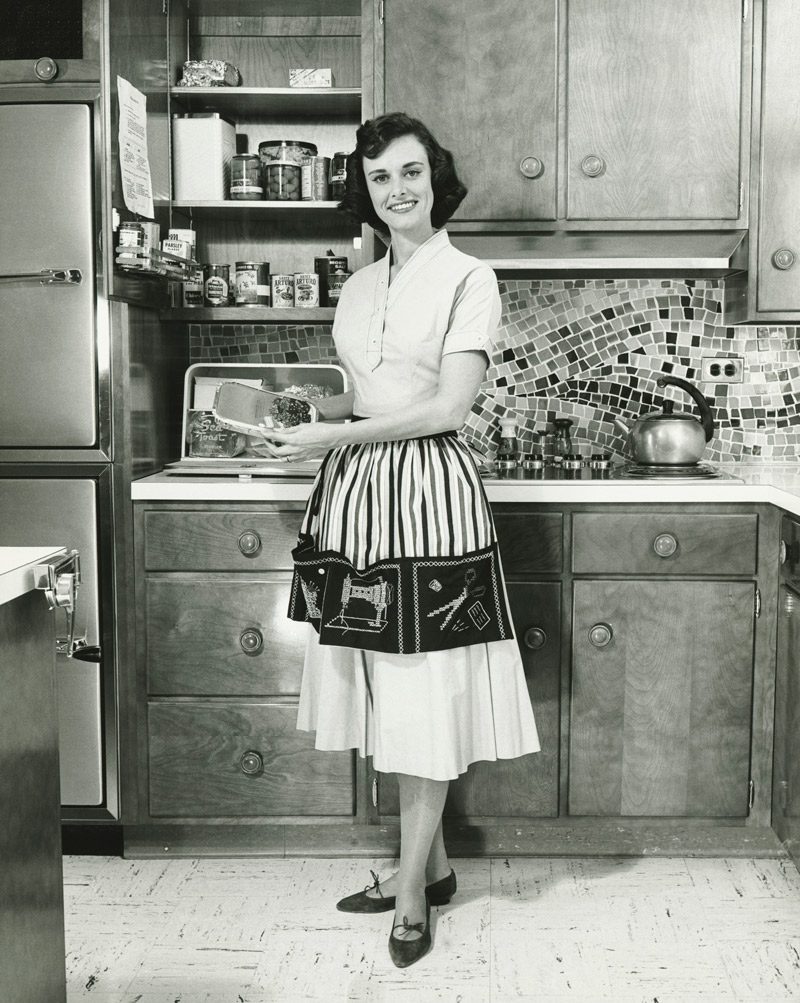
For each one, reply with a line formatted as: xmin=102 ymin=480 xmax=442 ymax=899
xmin=613 ymin=375 xmax=715 ymax=465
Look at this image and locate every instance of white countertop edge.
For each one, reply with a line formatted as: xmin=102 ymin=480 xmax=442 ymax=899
xmin=0 ymin=546 xmax=67 ymax=607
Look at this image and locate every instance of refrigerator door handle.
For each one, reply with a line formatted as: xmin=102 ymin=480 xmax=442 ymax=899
xmin=0 ymin=268 xmax=83 ymax=285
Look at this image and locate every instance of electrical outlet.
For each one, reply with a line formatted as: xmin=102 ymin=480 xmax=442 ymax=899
xmin=700 ymin=356 xmax=744 ymax=383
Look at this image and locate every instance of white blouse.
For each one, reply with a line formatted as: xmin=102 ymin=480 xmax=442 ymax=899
xmin=332 ymin=229 xmax=502 ymax=418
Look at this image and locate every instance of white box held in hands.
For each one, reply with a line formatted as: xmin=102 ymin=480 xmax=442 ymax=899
xmin=289 ymin=68 xmax=333 ymax=88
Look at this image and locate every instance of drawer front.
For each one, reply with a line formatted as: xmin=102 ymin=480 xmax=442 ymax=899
xmin=148 ymin=702 xmax=353 ymax=817
xmin=146 ymin=579 xmax=307 ymax=696
xmin=572 ymin=513 xmax=758 ymax=575
xmin=493 ymin=510 xmax=563 ymax=574
xmin=144 ymin=510 xmax=300 ymax=571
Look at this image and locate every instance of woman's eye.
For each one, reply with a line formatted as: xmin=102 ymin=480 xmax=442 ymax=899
xmin=371 ymin=175 xmax=388 ymax=184
xmin=405 ymin=170 xmax=420 ymax=178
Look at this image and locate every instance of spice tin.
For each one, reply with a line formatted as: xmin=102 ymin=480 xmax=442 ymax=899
xmin=293 ymin=272 xmax=320 ymax=307
xmin=203 ymin=263 xmax=230 ymax=306
xmin=256 ymin=262 xmax=271 ymax=305
xmin=182 ymin=267 xmax=204 ymax=307
xmin=314 ymin=253 xmax=348 ymax=305
xmin=330 ymin=152 xmax=347 ymax=198
xmin=327 ymin=269 xmax=351 ymax=306
xmin=234 ymin=261 xmax=260 ymax=305
xmin=271 ymin=273 xmax=295 ymax=308
xmin=301 ymin=155 xmax=331 ymax=200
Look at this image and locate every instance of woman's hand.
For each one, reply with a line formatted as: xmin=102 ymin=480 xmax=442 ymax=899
xmin=257 ymin=421 xmax=341 ymax=462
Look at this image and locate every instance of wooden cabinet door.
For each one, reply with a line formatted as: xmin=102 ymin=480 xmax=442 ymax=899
xmin=566 ymin=0 xmax=743 ymax=220
xmin=774 ymin=578 xmax=800 ymax=869
xmin=570 ymin=580 xmax=754 ymax=816
xmin=756 ymin=0 xmax=800 ymax=312
xmin=383 ymin=0 xmax=558 ymax=220
xmin=377 ymin=582 xmax=560 ymax=817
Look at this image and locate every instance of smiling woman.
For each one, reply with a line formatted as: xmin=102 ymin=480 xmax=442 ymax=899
xmin=264 ymin=112 xmax=540 ymax=968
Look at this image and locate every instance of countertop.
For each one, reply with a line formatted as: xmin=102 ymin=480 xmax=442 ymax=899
xmin=131 ymin=463 xmax=800 ymax=517
xmin=0 ymin=547 xmax=67 ymax=607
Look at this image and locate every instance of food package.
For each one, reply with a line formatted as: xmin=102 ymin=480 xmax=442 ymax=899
xmin=177 ymin=59 xmax=241 ymax=88
xmin=289 ymin=68 xmax=333 ymax=88
xmin=213 ymin=382 xmax=320 ymax=437
xmin=187 ymin=411 xmax=245 ymax=457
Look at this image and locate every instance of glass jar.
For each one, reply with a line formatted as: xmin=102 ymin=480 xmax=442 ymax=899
xmin=497 ymin=417 xmax=519 ymax=462
xmin=257 ymin=139 xmax=317 ymax=166
xmin=229 ymin=154 xmax=263 ymax=200
xmin=264 ymin=161 xmax=301 ymax=200
xmin=330 ymin=151 xmax=348 ymax=198
xmin=553 ymin=418 xmax=574 ymax=465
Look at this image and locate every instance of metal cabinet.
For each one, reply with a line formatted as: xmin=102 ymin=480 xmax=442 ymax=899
xmin=0 ymin=0 xmax=102 ymax=84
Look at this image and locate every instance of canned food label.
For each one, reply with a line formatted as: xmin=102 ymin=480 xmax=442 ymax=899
xmin=205 ymin=276 xmax=228 ymax=302
xmin=301 ymin=163 xmax=313 ymax=200
xmin=330 ymin=168 xmax=346 ymax=183
xmin=119 ymin=224 xmax=144 ymax=248
xmin=234 ymin=269 xmax=259 ymax=304
xmin=182 ymin=279 xmax=203 ymax=307
xmin=271 ymin=275 xmax=295 ymax=307
xmin=230 ymin=181 xmax=264 ymax=195
xmin=294 ymin=272 xmax=319 ymax=307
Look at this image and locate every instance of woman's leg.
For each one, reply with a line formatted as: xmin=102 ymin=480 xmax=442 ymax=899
xmin=392 ymin=773 xmax=450 ymax=940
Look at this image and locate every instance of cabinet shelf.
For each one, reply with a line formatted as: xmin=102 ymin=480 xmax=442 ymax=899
xmin=161 ymin=200 xmax=347 ymax=222
xmin=163 ymin=307 xmax=336 ymax=323
xmin=170 ymin=86 xmax=361 ymax=118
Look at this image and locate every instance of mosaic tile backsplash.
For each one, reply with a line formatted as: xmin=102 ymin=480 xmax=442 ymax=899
xmin=190 ymin=278 xmax=800 ymax=463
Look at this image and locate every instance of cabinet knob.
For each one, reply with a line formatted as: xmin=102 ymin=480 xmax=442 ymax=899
xmin=653 ymin=532 xmax=678 ymax=558
xmin=523 ymin=626 xmax=547 ymax=650
xmin=772 ymin=248 xmax=796 ymax=270
xmin=580 ymin=155 xmax=606 ymax=178
xmin=519 ymin=156 xmax=544 ymax=179
xmin=240 ymin=750 xmax=264 ymax=775
xmin=240 ymin=628 xmax=264 ymax=655
xmin=33 ymin=57 xmax=59 ymax=81
xmin=237 ymin=530 xmax=262 ymax=557
xmin=588 ymin=622 xmax=613 ymax=647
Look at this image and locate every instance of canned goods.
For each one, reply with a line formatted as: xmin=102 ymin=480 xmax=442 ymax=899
xmin=271 ymin=273 xmax=295 ymax=308
xmin=203 ymin=263 xmax=230 ymax=306
xmin=230 ymin=153 xmax=263 ymax=200
xmin=293 ymin=272 xmax=320 ymax=307
xmin=314 ymin=253 xmax=348 ymax=306
xmin=327 ymin=269 xmax=351 ymax=306
xmin=301 ymin=155 xmax=331 ymax=201
xmin=182 ymin=266 xmax=204 ymax=307
xmin=118 ymin=221 xmax=145 ymax=249
xmin=256 ymin=262 xmax=271 ymax=305
xmin=234 ymin=261 xmax=260 ymax=305
xmin=330 ymin=152 xmax=348 ymax=198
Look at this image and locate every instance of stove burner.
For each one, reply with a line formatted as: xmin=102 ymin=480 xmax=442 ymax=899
xmin=617 ymin=462 xmax=727 ymax=480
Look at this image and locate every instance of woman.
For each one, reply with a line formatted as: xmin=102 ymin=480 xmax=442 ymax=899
xmin=264 ymin=112 xmax=540 ymax=968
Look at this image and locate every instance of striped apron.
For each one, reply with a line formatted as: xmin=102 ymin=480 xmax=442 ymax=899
xmin=288 ymin=429 xmax=514 ymax=654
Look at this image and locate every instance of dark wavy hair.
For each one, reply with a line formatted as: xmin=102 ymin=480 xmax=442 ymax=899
xmin=337 ymin=112 xmax=467 ymax=235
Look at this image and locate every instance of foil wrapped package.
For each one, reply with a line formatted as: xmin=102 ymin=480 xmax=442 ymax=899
xmin=177 ymin=60 xmax=241 ymax=88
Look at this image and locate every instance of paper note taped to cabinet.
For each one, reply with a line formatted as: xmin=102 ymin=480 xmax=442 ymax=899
xmin=117 ymin=76 xmax=154 ymax=218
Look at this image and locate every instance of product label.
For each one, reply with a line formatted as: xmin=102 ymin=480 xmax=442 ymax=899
xmin=234 ymin=269 xmax=258 ymax=304
xmin=204 ymin=277 xmax=228 ymax=303
xmin=230 ymin=181 xmax=264 ymax=195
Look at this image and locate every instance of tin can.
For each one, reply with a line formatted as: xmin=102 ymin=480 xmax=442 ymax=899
xmin=330 ymin=152 xmax=348 ymax=198
xmin=327 ymin=269 xmax=351 ymax=306
xmin=314 ymin=253 xmax=348 ymax=306
xmin=256 ymin=262 xmax=271 ymax=305
xmin=271 ymin=273 xmax=295 ymax=308
xmin=203 ymin=263 xmax=230 ymax=306
xmin=301 ymin=155 xmax=331 ymax=201
xmin=294 ymin=272 xmax=320 ymax=307
xmin=182 ymin=266 xmax=204 ymax=307
xmin=234 ymin=261 xmax=260 ymax=305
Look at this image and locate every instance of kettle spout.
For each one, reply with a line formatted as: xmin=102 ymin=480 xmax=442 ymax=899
xmin=613 ymin=416 xmax=631 ymax=436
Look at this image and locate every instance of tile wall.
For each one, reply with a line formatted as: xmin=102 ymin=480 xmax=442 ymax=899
xmin=190 ymin=278 xmax=800 ymax=463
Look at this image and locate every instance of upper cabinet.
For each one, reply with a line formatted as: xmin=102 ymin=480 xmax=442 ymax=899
xmin=377 ymin=0 xmax=750 ymax=227
xmin=0 ymin=0 xmax=102 ymax=84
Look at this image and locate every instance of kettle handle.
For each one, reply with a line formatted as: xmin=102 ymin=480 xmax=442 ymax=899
xmin=656 ymin=376 xmax=715 ymax=442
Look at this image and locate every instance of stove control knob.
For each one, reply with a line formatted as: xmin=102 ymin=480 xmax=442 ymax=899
xmin=523 ymin=627 xmax=547 ymax=650
xmin=653 ymin=533 xmax=678 ymax=558
xmin=33 ymin=57 xmax=59 ymax=81
xmin=588 ymin=622 xmax=613 ymax=648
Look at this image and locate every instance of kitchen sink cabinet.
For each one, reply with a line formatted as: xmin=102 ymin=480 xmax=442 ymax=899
xmin=377 ymin=0 xmax=749 ymax=226
xmin=774 ymin=515 xmax=800 ymax=869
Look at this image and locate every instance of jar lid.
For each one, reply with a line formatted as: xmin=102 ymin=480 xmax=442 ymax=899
xmin=258 ymin=140 xmax=318 ymax=152
xmin=264 ymin=159 xmax=299 ymax=167
xmin=232 ymin=153 xmax=260 ymax=160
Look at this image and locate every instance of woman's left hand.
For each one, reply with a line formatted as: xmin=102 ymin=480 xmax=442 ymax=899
xmin=257 ymin=421 xmax=341 ymax=462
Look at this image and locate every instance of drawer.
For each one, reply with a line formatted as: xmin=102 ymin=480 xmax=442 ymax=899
xmin=148 ymin=701 xmax=353 ymax=817
xmin=493 ymin=509 xmax=563 ymax=574
xmin=144 ymin=510 xmax=300 ymax=571
xmin=572 ymin=512 xmax=758 ymax=575
xmin=146 ymin=579 xmax=308 ymax=695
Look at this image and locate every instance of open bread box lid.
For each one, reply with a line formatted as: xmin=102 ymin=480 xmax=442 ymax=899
xmin=164 ymin=362 xmax=348 ymax=477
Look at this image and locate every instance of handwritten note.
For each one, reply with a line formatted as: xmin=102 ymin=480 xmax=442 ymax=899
xmin=117 ymin=76 xmax=154 ymax=218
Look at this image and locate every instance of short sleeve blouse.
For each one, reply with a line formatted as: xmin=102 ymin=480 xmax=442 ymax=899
xmin=331 ymin=229 xmax=501 ymax=418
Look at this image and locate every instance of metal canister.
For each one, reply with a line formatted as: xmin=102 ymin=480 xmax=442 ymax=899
xmin=234 ymin=261 xmax=260 ymax=305
xmin=293 ymin=272 xmax=320 ymax=307
xmin=271 ymin=273 xmax=294 ymax=308
xmin=301 ymin=155 xmax=331 ymax=201
xmin=256 ymin=262 xmax=271 ymax=305
xmin=330 ymin=152 xmax=348 ymax=198
xmin=326 ymin=269 xmax=351 ymax=306
xmin=203 ymin=263 xmax=230 ymax=306
xmin=314 ymin=253 xmax=348 ymax=306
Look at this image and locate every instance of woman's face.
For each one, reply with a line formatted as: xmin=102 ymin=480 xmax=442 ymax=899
xmin=362 ymin=133 xmax=435 ymax=240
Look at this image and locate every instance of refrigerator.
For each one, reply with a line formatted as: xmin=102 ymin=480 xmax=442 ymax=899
xmin=0 ymin=101 xmax=109 ymax=812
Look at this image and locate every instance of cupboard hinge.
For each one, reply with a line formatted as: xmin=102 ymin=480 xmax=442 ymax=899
xmin=754 ymin=587 xmax=762 ymax=619
xmin=748 ymin=779 xmax=755 ymax=811
xmin=378 ymin=0 xmax=384 ymax=24
xmin=371 ymin=776 xmax=378 ymax=807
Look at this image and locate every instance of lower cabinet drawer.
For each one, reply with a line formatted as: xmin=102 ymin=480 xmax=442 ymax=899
xmin=493 ymin=509 xmax=563 ymax=574
xmin=572 ymin=512 xmax=758 ymax=575
xmin=148 ymin=702 xmax=354 ymax=817
xmin=146 ymin=579 xmax=307 ymax=695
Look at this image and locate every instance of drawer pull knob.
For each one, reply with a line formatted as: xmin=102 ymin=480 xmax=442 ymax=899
xmin=240 ymin=628 xmax=264 ymax=655
xmin=772 ymin=248 xmax=796 ymax=270
xmin=238 ymin=530 xmax=262 ymax=557
xmin=653 ymin=533 xmax=678 ymax=558
xmin=519 ymin=156 xmax=544 ymax=179
xmin=240 ymin=750 xmax=264 ymax=775
xmin=580 ymin=154 xmax=606 ymax=177
xmin=589 ymin=622 xmax=613 ymax=647
xmin=523 ymin=626 xmax=547 ymax=650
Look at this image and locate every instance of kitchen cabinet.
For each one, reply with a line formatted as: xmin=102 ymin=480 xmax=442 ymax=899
xmin=774 ymin=515 xmax=800 ymax=870
xmin=378 ymin=0 xmax=748 ymax=226
xmin=569 ymin=511 xmax=758 ymax=816
xmin=0 ymin=0 xmax=102 ymax=84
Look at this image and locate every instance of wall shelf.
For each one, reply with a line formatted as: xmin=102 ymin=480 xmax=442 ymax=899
xmin=170 ymin=86 xmax=361 ymax=117
xmin=160 ymin=200 xmax=346 ymax=222
xmin=163 ymin=307 xmax=336 ymax=323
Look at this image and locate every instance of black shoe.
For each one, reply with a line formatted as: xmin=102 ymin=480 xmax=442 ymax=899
xmin=388 ymin=898 xmax=431 ymax=968
xmin=336 ymin=868 xmax=456 ymax=914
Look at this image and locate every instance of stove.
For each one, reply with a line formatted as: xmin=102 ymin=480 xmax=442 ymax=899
xmin=487 ymin=455 xmax=742 ymax=482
